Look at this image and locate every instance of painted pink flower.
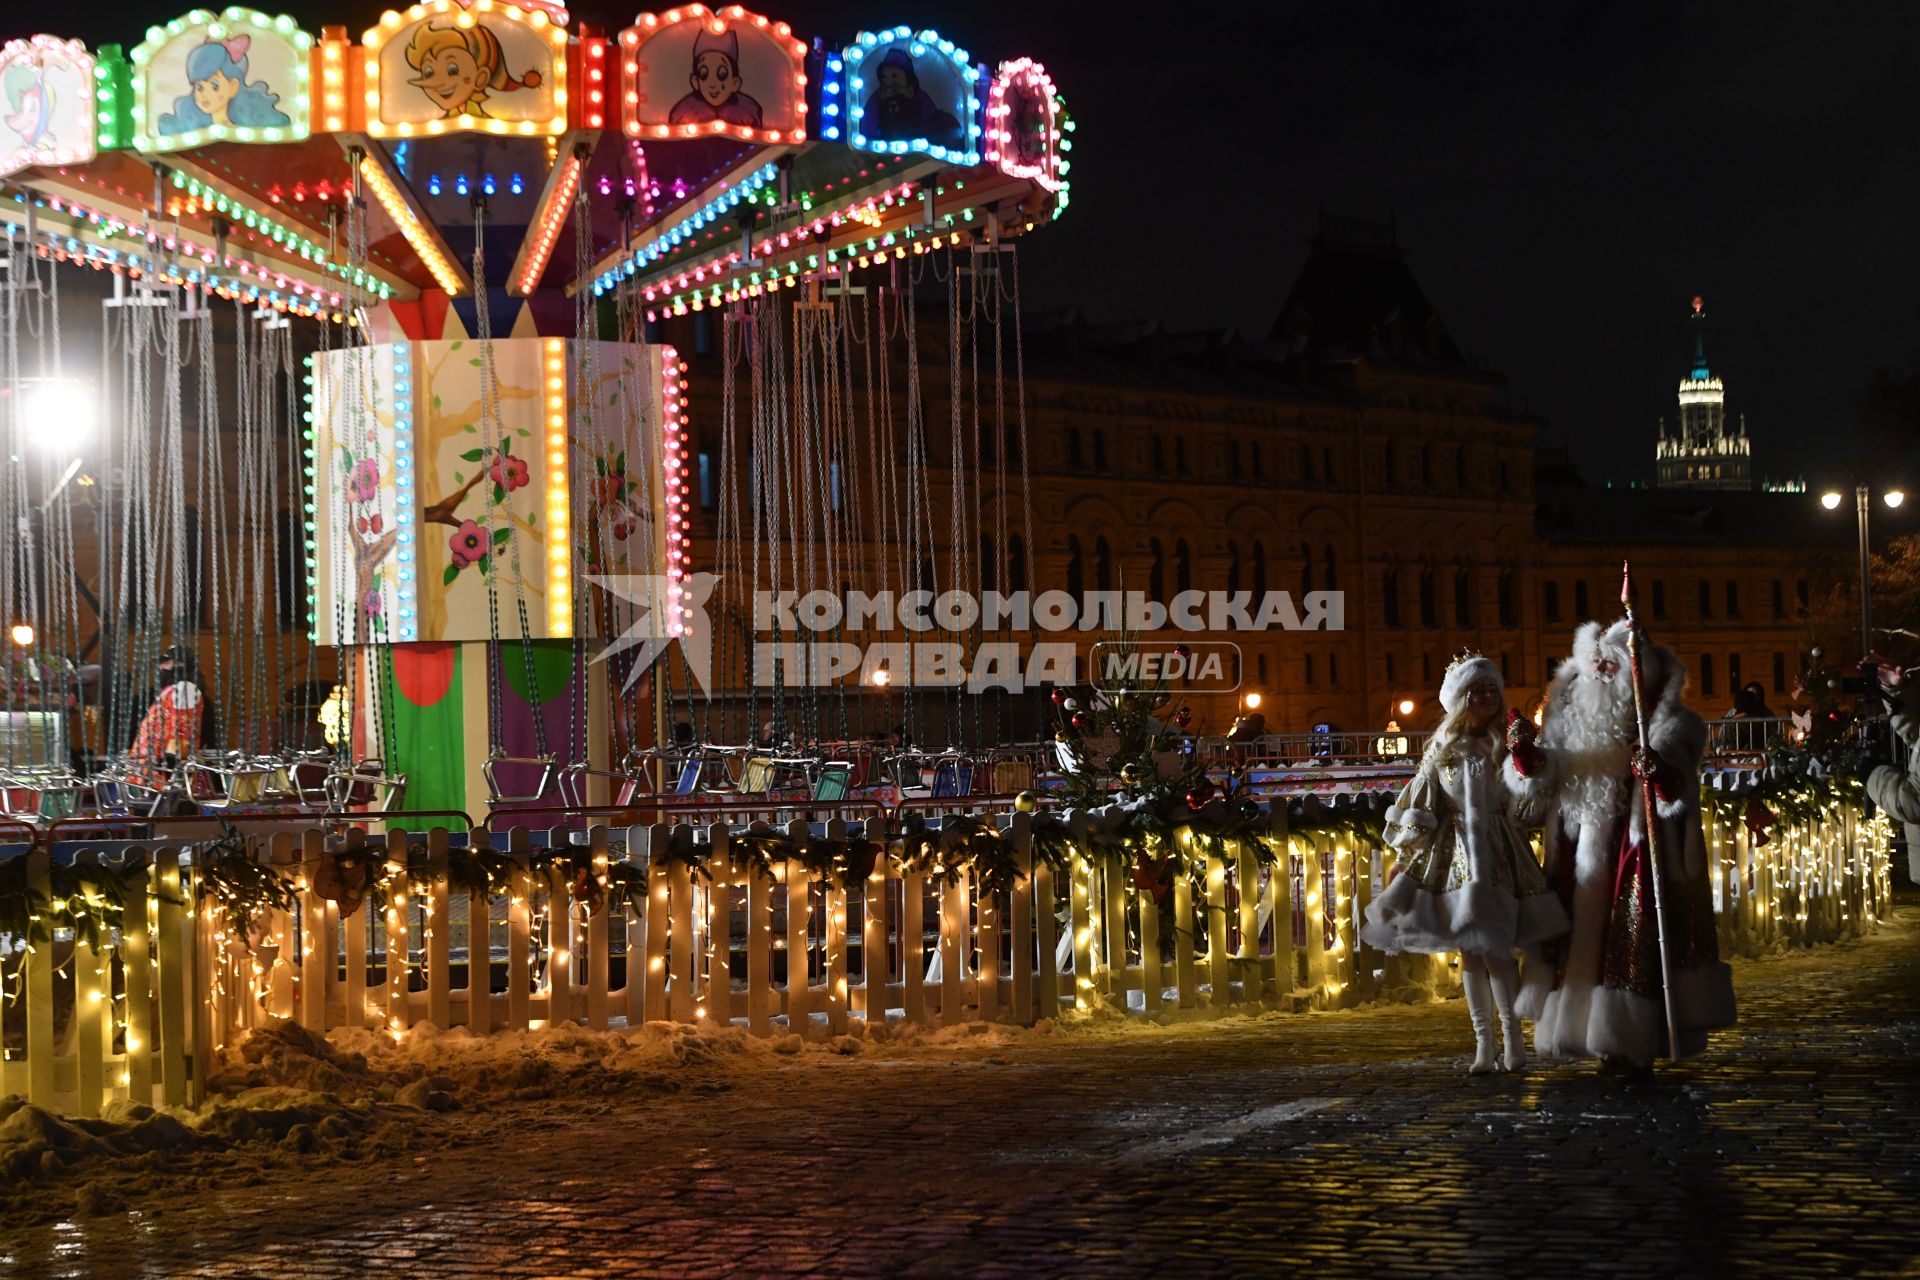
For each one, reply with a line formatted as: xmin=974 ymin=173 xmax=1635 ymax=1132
xmin=348 ymin=459 xmax=381 ymax=503
xmin=450 ymin=520 xmax=491 ymax=569
xmin=591 ymin=472 xmax=628 ymax=507
xmin=490 ymin=453 xmax=531 ymax=492
xmin=363 ymin=590 xmax=382 ymax=616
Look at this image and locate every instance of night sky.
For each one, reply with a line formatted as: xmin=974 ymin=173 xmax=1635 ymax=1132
xmin=36 ymin=1 xmax=1920 ymax=489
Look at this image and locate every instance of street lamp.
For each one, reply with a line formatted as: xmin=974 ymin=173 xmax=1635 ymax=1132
xmin=1396 ymin=697 xmax=1416 ymax=717
xmin=1819 ymin=485 xmax=1909 ymax=658
xmin=1241 ymin=691 xmax=1262 ymax=711
xmin=9 ymin=623 xmax=32 ymax=648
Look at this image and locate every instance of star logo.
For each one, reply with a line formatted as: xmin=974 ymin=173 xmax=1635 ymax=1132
xmin=586 ymin=572 xmax=719 ymax=694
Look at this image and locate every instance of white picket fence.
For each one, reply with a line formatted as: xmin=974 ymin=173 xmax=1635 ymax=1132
xmin=0 ymin=794 xmax=1897 ymax=1119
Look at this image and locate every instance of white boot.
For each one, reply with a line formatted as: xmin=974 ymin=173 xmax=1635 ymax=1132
xmin=1462 ymin=968 xmax=1497 ymax=1074
xmin=1486 ymin=960 xmax=1525 ymax=1072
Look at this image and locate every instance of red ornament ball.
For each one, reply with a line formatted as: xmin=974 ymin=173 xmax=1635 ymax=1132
xmin=1070 ymin=711 xmax=1092 ymax=732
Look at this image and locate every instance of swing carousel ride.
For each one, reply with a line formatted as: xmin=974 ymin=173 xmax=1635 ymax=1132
xmin=0 ymin=1 xmax=1072 ymax=822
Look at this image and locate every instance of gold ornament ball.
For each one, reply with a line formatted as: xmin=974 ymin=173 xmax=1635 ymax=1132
xmin=1013 ymin=790 xmax=1038 ymax=813
xmin=1120 ymin=763 xmax=1144 ymax=786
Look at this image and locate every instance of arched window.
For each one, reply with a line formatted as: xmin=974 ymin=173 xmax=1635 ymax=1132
xmin=980 ymin=534 xmax=997 ymax=594
xmin=1175 ymin=438 xmax=1189 ymax=475
xmin=1300 ymin=541 xmax=1313 ymax=595
xmin=1008 ymin=534 xmax=1027 ymax=594
xmin=1176 ymin=539 xmax=1193 ymax=594
xmin=1066 ymin=536 xmax=1084 ymax=599
xmin=1252 ymin=441 xmax=1264 ymax=478
xmin=1383 ymin=566 xmax=1401 ymax=628
xmin=1151 ymin=435 xmax=1166 ymax=471
xmin=1498 ymin=570 xmax=1515 ymax=628
xmin=1227 ymin=440 xmax=1241 ymax=475
xmin=1455 ymin=567 xmax=1473 ymax=626
xmin=1066 ymin=428 xmax=1083 ymax=469
xmin=1095 ymin=536 xmax=1113 ymax=594
xmin=1419 ymin=567 xmax=1437 ymax=627
xmin=1226 ymin=539 xmax=1241 ymax=596
xmin=1149 ymin=538 xmax=1165 ymax=602
xmin=1322 ymin=543 xmax=1337 ymax=592
xmin=1322 ymin=446 xmax=1334 ymax=482
xmin=1301 ymin=443 xmax=1314 ymax=482
xmin=1093 ymin=431 xmax=1108 ymax=471
xmin=1251 ymin=540 xmax=1268 ymax=598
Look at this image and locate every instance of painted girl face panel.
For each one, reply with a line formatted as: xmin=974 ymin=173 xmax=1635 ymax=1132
xmin=414 ymin=45 xmax=481 ymax=114
xmin=192 ymin=69 xmax=240 ymax=123
xmin=692 ymin=51 xmax=739 ymax=107
xmin=5 ymin=85 xmax=45 ymax=143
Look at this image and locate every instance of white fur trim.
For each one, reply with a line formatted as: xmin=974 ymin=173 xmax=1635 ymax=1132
xmin=1533 ymin=963 xmax=1737 ymax=1066
xmin=1514 ymin=892 xmax=1570 ymax=949
xmin=1513 ymin=953 xmax=1554 ymax=1021
xmin=1360 ymin=876 xmax=1518 ymax=957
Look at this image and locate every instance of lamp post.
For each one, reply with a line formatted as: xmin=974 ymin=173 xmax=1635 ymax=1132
xmin=1821 ymin=485 xmax=1907 ymax=658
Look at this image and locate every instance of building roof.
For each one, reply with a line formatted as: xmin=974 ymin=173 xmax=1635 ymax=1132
xmin=1268 ymin=216 xmax=1475 ymax=373
xmin=1536 ymin=484 xmax=1854 ymax=548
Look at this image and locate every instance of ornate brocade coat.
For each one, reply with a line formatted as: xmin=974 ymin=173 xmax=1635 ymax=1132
xmin=1360 ymin=736 xmax=1568 ymax=957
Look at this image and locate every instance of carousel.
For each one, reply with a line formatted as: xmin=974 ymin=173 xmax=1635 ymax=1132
xmin=0 ymin=1 xmax=1074 ymax=824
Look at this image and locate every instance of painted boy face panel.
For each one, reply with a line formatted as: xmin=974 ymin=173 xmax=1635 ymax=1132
xmin=692 ymin=51 xmax=739 ymax=106
xmin=192 ymin=69 xmax=240 ymax=122
xmin=413 ymin=46 xmax=481 ymax=114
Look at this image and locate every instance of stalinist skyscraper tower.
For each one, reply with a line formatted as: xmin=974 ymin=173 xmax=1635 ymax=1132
xmin=1655 ymin=296 xmax=1752 ymax=490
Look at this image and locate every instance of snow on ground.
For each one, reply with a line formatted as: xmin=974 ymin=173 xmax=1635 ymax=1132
xmin=0 ymin=1011 xmax=1058 ymax=1224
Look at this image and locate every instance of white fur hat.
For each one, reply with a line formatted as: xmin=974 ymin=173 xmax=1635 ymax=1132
xmin=1439 ymin=654 xmax=1502 ymax=715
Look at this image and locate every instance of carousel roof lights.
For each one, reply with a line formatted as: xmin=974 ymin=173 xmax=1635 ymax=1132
xmin=358 ymin=154 xmax=465 ymax=295
xmin=512 ymin=149 xmax=584 ymax=295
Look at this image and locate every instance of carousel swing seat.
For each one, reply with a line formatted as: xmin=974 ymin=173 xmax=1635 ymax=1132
xmin=0 ymin=767 xmax=85 ymax=822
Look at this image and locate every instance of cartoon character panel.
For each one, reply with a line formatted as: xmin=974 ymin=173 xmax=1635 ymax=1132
xmin=987 ymin=57 xmax=1063 ymax=191
xmin=620 ymin=5 xmax=807 ymax=144
xmin=365 ymin=0 xmax=567 ymax=138
xmin=842 ymin=27 xmax=977 ymax=164
xmin=0 ymin=37 xmax=96 ymax=177
xmin=131 ymin=8 xmax=310 ymax=150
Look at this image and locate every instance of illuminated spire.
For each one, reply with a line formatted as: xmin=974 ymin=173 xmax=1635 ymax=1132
xmin=1688 ymin=294 xmax=1709 ymax=381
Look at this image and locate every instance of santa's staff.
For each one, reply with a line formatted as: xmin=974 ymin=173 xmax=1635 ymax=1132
xmin=1620 ymin=560 xmax=1682 ymax=1062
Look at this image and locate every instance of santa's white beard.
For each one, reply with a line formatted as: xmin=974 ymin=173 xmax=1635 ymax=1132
xmin=1544 ymin=671 xmax=1636 ymax=829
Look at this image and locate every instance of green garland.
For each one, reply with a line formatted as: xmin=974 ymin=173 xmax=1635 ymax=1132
xmin=899 ymin=814 xmax=1026 ymax=896
xmin=1701 ymin=754 xmax=1864 ymax=829
xmin=194 ymin=825 xmax=299 ymax=945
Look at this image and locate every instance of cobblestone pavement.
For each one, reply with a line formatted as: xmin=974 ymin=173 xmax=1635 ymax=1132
xmin=7 ymin=904 xmax=1920 ymax=1279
